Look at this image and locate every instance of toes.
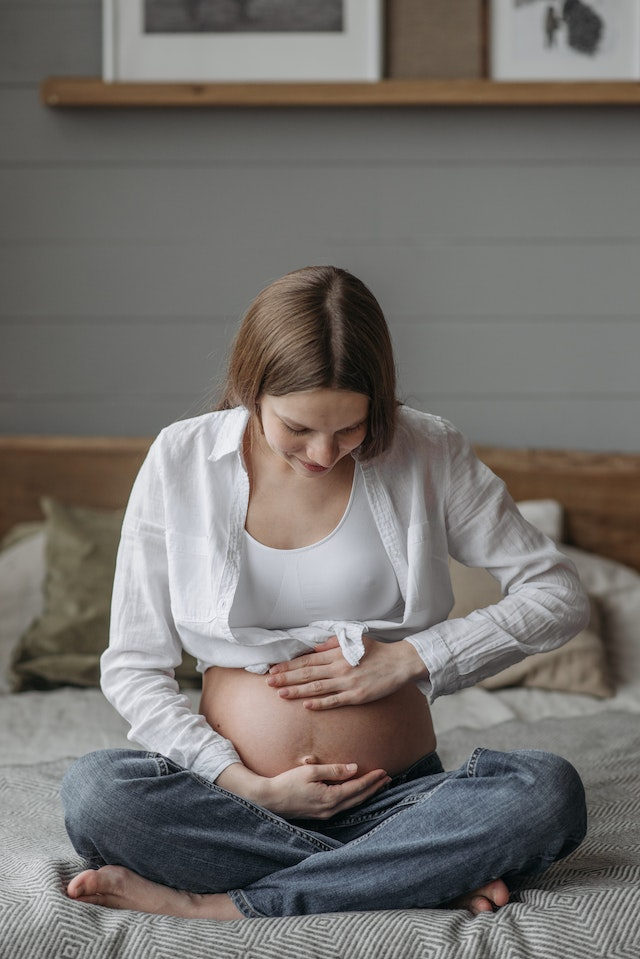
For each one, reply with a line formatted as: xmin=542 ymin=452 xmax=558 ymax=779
xmin=471 ymin=896 xmax=494 ymax=913
xmin=67 ymin=869 xmax=98 ymax=899
xmin=486 ymin=879 xmax=511 ymax=907
xmin=67 ymin=865 xmax=128 ymax=902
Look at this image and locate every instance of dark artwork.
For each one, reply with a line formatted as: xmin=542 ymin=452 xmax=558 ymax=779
xmin=544 ymin=1 xmax=603 ymax=55
xmin=144 ymin=0 xmax=344 ymax=34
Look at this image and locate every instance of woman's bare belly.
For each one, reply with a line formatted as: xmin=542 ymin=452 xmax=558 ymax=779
xmin=200 ymin=664 xmax=437 ymax=778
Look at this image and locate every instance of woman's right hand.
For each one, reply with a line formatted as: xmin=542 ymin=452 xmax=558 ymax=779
xmin=261 ymin=760 xmax=392 ymax=819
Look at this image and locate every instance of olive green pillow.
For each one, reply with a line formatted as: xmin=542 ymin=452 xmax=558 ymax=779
xmin=9 ymin=496 xmax=200 ymax=692
xmin=448 ymin=558 xmax=614 ymax=699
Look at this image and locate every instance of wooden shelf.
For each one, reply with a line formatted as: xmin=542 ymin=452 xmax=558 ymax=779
xmin=41 ymin=76 xmax=640 ymax=108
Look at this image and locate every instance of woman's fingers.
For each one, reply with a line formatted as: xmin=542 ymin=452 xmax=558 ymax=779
xmin=267 ymin=656 xmax=338 ymax=684
xmin=317 ymin=767 xmax=391 ymax=814
xmin=286 ymin=684 xmax=354 ymax=707
xmin=270 ymin=674 xmax=350 ymax=701
xmin=308 ymin=762 xmax=360 ymax=782
xmin=308 ymin=763 xmax=390 ymax=795
xmin=331 ymin=775 xmax=392 ymax=813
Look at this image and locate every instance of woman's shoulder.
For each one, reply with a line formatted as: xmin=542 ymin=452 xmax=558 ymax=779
xmin=366 ymin=407 xmax=461 ymax=503
xmin=393 ymin=405 xmax=457 ymax=451
xmin=153 ymin=407 xmax=248 ymax=467
xmin=367 ymin=407 xmax=468 ymax=481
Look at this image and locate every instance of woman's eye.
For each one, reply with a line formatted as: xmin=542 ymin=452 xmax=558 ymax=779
xmin=284 ymin=423 xmax=364 ymax=436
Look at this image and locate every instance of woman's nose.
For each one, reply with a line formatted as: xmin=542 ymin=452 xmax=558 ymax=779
xmin=307 ymin=435 xmax=337 ymax=466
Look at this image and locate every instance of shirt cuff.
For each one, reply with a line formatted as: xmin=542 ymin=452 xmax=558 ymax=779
xmin=189 ymin=742 xmax=243 ymax=785
xmin=404 ymin=628 xmax=458 ymax=704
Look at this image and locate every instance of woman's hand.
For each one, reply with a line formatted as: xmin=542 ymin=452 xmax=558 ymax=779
xmin=262 ymin=759 xmax=392 ymax=819
xmin=216 ymin=758 xmax=391 ymax=819
xmin=265 ymin=635 xmax=426 ymax=709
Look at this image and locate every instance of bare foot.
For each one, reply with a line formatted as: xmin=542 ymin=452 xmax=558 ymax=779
xmin=447 ymin=878 xmax=511 ymax=916
xmin=66 ymin=866 xmax=244 ymax=920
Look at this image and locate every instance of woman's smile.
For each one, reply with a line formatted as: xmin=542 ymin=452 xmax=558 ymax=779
xmin=298 ymin=460 xmax=329 ymax=473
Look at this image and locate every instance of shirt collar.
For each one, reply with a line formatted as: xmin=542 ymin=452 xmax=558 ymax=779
xmin=207 ymin=406 xmax=250 ymax=463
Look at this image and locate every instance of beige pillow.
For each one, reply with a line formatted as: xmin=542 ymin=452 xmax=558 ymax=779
xmin=9 ymin=497 xmax=200 ymax=692
xmin=447 ymin=558 xmax=613 ymax=698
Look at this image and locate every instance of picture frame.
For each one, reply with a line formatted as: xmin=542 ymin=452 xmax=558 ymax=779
xmin=490 ymin=0 xmax=640 ymax=80
xmin=103 ymin=1 xmax=383 ymax=83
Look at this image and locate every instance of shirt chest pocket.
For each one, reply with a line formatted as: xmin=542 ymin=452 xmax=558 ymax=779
xmin=407 ymin=519 xmax=448 ymax=558
xmin=166 ymin=530 xmax=216 ymax=623
xmin=406 ymin=518 xmax=452 ymax=610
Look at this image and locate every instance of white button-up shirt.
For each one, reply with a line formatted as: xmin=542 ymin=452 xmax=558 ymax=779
xmin=102 ymin=405 xmax=590 ymax=783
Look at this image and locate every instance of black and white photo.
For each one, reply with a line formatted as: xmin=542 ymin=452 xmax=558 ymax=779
xmin=103 ymin=0 xmax=381 ymax=82
xmin=491 ymin=0 xmax=640 ymax=79
xmin=143 ymin=1 xmax=344 ymax=34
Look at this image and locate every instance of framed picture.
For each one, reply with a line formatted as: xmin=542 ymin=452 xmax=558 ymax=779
xmin=103 ymin=0 xmax=383 ymax=83
xmin=490 ymin=0 xmax=640 ymax=80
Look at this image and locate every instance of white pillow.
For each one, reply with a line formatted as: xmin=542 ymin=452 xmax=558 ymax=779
xmin=516 ymin=499 xmax=563 ymax=542
xmin=557 ymin=543 xmax=640 ymax=690
xmin=0 ymin=531 xmax=46 ymax=694
xmin=514 ymin=499 xmax=640 ymax=688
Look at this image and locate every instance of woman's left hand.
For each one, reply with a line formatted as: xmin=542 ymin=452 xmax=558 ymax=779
xmin=265 ymin=635 xmax=423 ymax=709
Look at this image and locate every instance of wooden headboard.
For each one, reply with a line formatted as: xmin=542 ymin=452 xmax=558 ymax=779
xmin=1 ymin=436 xmax=639 ymax=574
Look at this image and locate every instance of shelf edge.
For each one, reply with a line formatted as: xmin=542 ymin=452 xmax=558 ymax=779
xmin=40 ymin=77 xmax=640 ymax=108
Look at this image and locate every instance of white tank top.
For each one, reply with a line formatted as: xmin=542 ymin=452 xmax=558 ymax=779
xmin=229 ymin=462 xmax=403 ymax=629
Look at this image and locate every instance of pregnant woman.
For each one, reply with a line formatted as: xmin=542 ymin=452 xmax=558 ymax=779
xmin=61 ymin=265 xmax=589 ymax=920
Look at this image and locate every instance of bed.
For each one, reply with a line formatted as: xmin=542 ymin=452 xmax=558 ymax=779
xmin=1 ymin=434 xmax=639 ymax=959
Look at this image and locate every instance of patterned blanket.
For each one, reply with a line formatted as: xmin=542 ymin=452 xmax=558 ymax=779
xmin=1 ymin=708 xmax=638 ymax=959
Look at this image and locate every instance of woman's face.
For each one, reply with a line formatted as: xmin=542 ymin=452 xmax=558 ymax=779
xmin=255 ymin=388 xmax=369 ymax=479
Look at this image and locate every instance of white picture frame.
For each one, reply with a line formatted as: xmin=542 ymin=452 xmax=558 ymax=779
xmin=103 ymin=1 xmax=383 ymax=83
xmin=490 ymin=0 xmax=640 ymax=80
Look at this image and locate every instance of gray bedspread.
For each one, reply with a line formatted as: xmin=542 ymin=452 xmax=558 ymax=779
xmin=1 ymin=707 xmax=638 ymax=959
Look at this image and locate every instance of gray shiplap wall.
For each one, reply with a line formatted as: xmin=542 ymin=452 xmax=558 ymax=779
xmin=1 ymin=0 xmax=639 ymax=450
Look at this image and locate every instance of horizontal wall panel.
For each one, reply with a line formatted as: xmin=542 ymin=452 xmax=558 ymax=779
xmin=0 ymin=396 xmax=200 ymax=437
xmin=1 ymin=396 xmax=637 ymax=452
xmin=5 ymin=166 xmax=640 ymax=243
xmin=394 ymin=321 xmax=639 ymax=395
xmin=332 ymin=243 xmax=640 ymax=319
xmin=1 ymin=9 xmax=100 ymax=85
xmin=0 ymin=243 xmax=296 ymax=316
xmin=4 ymin=90 xmax=640 ymax=166
xmin=0 ymin=322 xmax=233 ymax=395
xmin=3 ymin=242 xmax=638 ymax=318
xmin=407 ymin=396 xmax=640 ymax=453
xmin=0 ymin=1 xmax=96 ymax=7
xmin=2 ymin=319 xmax=638 ymax=396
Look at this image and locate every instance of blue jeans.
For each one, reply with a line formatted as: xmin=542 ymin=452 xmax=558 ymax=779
xmin=60 ymin=746 xmax=587 ymax=918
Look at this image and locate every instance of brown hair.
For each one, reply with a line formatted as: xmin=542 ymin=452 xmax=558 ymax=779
xmin=215 ymin=265 xmax=401 ymax=460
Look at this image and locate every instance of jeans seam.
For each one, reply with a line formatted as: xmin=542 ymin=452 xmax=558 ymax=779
xmin=145 ymin=751 xmax=336 ymax=852
xmin=188 ymin=770 xmax=337 ymax=852
xmin=146 ymin=751 xmax=170 ymax=777
xmin=227 ymin=888 xmax=266 ymax=919
xmin=466 ymin=746 xmax=486 ymax=778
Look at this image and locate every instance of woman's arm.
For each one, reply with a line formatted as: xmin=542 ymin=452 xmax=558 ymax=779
xmin=101 ymin=434 xmax=241 ymax=784
xmin=404 ymin=419 xmax=591 ymax=701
